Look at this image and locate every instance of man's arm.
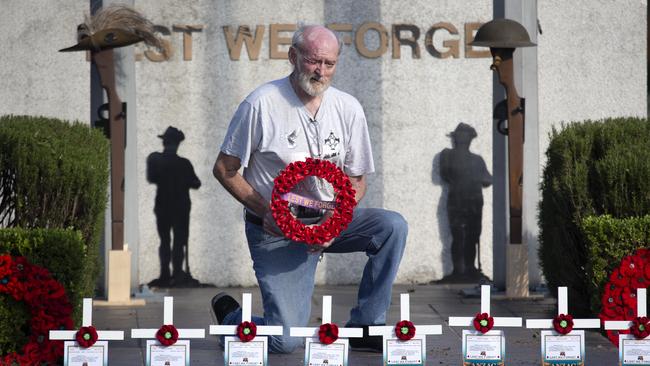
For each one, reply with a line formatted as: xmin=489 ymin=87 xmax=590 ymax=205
xmin=349 ymin=175 xmax=366 ymax=203
xmin=213 ymin=152 xmax=267 ymax=216
xmin=213 ymin=152 xmax=282 ymax=235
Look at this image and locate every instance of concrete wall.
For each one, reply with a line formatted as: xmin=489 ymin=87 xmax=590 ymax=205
xmin=0 ymin=0 xmax=645 ymax=288
xmin=0 ymin=2 xmax=89 ymax=121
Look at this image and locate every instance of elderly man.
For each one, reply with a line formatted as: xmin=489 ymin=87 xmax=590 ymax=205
xmin=212 ymin=25 xmax=407 ymax=353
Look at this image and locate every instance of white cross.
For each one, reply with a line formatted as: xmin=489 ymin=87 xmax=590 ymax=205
xmin=209 ymin=293 xmax=283 ymax=337
xmin=605 ymin=288 xmax=647 ymax=331
xmin=290 ymin=296 xmax=363 ymax=339
xmin=368 ymin=293 xmax=442 ymax=338
xmin=49 ymin=298 xmax=124 ymax=342
xmin=131 ymin=296 xmax=205 ymax=340
xmin=526 ymin=286 xmax=600 ymax=331
xmin=448 ymin=285 xmax=522 ymax=328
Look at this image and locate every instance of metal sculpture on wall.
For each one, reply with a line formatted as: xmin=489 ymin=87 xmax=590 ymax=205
xmin=471 ymin=18 xmax=536 ymax=297
xmin=440 ymin=123 xmax=492 ymax=281
xmin=60 ymin=5 xmax=163 ymax=252
xmin=147 ymin=127 xmax=201 ymax=287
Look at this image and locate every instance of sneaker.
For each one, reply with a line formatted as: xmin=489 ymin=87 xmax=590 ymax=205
xmin=211 ymin=292 xmax=240 ymax=324
xmin=348 ymin=325 xmax=383 ymax=353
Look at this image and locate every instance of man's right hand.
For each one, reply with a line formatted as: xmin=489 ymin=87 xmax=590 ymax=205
xmin=262 ymin=208 xmax=284 ymax=237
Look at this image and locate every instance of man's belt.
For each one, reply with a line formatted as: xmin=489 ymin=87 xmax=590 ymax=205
xmin=245 ymin=211 xmax=263 ymax=226
xmin=244 ymin=209 xmax=324 ymax=227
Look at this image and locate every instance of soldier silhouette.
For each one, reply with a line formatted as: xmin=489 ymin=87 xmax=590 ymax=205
xmin=147 ymin=126 xmax=201 ymax=287
xmin=440 ymin=123 xmax=492 ymax=280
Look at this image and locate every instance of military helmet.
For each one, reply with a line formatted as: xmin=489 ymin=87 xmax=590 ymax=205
xmin=470 ymin=18 xmax=536 ymax=48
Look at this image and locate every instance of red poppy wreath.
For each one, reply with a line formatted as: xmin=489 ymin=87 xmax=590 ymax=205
xmin=599 ymin=248 xmax=650 ymax=346
xmin=271 ymin=158 xmax=357 ymax=245
xmin=0 ymin=254 xmax=74 ymax=365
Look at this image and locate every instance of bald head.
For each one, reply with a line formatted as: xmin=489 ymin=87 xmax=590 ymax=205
xmin=292 ymin=25 xmax=341 ymax=55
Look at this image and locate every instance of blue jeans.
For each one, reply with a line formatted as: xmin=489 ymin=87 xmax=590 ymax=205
xmin=222 ymin=207 xmax=408 ymax=353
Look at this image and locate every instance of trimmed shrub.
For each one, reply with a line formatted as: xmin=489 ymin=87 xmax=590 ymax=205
xmin=582 ymin=215 xmax=650 ymax=315
xmin=0 ymin=115 xmax=109 ymax=287
xmin=0 ymin=228 xmax=88 ymax=355
xmin=0 ymin=115 xmax=109 ymax=356
xmin=539 ymin=117 xmax=650 ymax=316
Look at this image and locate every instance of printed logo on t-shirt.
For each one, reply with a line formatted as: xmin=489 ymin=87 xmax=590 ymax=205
xmin=285 ymin=129 xmax=299 ymax=149
xmin=322 ymin=131 xmax=340 ymax=160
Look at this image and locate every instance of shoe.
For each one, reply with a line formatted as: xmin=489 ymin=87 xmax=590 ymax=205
xmin=348 ymin=325 xmax=383 ymax=353
xmin=211 ymin=292 xmax=240 ymax=324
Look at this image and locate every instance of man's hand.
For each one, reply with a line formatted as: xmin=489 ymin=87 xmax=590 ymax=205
xmin=307 ymin=238 xmax=334 ymax=254
xmin=305 ymin=218 xmax=335 ymax=254
xmin=262 ymin=208 xmax=284 ymax=237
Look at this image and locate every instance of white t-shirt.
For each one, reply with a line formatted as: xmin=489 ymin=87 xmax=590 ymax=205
xmin=221 ymin=76 xmax=375 ymax=203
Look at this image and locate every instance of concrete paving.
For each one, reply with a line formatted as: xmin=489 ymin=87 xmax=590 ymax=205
xmin=92 ymin=283 xmax=619 ymax=365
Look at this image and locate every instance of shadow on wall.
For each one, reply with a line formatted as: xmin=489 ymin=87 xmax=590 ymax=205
xmin=431 ymin=151 xmax=450 ymax=278
xmin=147 ymin=126 xmax=204 ymax=288
xmin=435 ymin=122 xmax=492 ymax=284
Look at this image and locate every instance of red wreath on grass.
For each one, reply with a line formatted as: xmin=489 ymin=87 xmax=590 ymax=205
xmin=237 ymin=321 xmax=257 ymax=342
xmin=599 ymin=248 xmax=650 ymax=346
xmin=395 ymin=320 xmax=416 ymax=340
xmin=631 ymin=317 xmax=650 ymax=339
xmin=0 ymin=254 xmax=74 ymax=365
xmin=156 ymin=324 xmax=179 ymax=346
xmin=553 ymin=314 xmax=574 ymax=335
xmin=271 ymin=158 xmax=357 ymax=245
xmin=76 ymin=326 xmax=99 ymax=348
xmin=473 ymin=313 xmax=494 ymax=334
xmin=318 ymin=323 xmax=339 ymax=345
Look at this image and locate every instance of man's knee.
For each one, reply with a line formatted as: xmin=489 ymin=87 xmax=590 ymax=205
xmin=270 ymin=335 xmax=302 ymax=354
xmin=378 ymin=210 xmax=408 ymax=237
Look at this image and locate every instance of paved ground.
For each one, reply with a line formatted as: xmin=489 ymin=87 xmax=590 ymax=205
xmin=93 ymin=283 xmax=619 ymax=365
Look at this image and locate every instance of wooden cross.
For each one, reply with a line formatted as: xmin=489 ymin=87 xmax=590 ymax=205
xmin=49 ymin=298 xmax=124 ymax=342
xmin=448 ymin=285 xmax=522 ymax=328
xmin=290 ymin=296 xmax=363 ymax=339
xmin=368 ymin=293 xmax=442 ymax=338
xmin=209 ymin=293 xmax=283 ymax=337
xmin=526 ymin=286 xmax=600 ymax=331
xmin=131 ymin=296 xmax=205 ymax=340
xmin=605 ymin=288 xmax=647 ymax=331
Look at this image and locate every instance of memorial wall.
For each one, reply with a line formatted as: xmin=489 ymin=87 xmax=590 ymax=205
xmin=0 ymin=0 xmax=645 ymax=288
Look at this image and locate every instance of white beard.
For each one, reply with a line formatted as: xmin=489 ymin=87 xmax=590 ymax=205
xmin=296 ymin=70 xmax=331 ymax=97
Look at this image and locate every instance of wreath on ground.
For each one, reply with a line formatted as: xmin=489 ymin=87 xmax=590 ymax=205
xmin=599 ymin=248 xmax=650 ymax=346
xmin=271 ymin=158 xmax=357 ymax=245
xmin=0 ymin=254 xmax=74 ymax=365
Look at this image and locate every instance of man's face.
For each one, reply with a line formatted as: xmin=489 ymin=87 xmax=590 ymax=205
xmin=291 ymin=34 xmax=339 ymax=97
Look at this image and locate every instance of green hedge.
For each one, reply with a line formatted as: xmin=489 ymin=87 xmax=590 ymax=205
xmin=538 ymin=117 xmax=650 ymax=316
xmin=0 ymin=228 xmax=88 ymax=355
xmin=0 ymin=115 xmax=109 ymax=286
xmin=582 ymin=215 xmax=650 ymax=315
xmin=0 ymin=115 xmax=109 ymax=356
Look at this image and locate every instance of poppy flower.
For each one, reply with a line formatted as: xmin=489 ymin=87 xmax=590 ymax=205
xmin=318 ymin=323 xmax=339 ymax=344
xmin=553 ymin=314 xmax=574 ymax=335
xmin=76 ymin=326 xmax=98 ymax=348
xmin=631 ymin=317 xmax=650 ymax=339
xmin=156 ymin=324 xmax=179 ymax=346
xmin=395 ymin=320 xmax=416 ymax=340
xmin=237 ymin=321 xmax=257 ymax=342
xmin=473 ymin=313 xmax=494 ymax=334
